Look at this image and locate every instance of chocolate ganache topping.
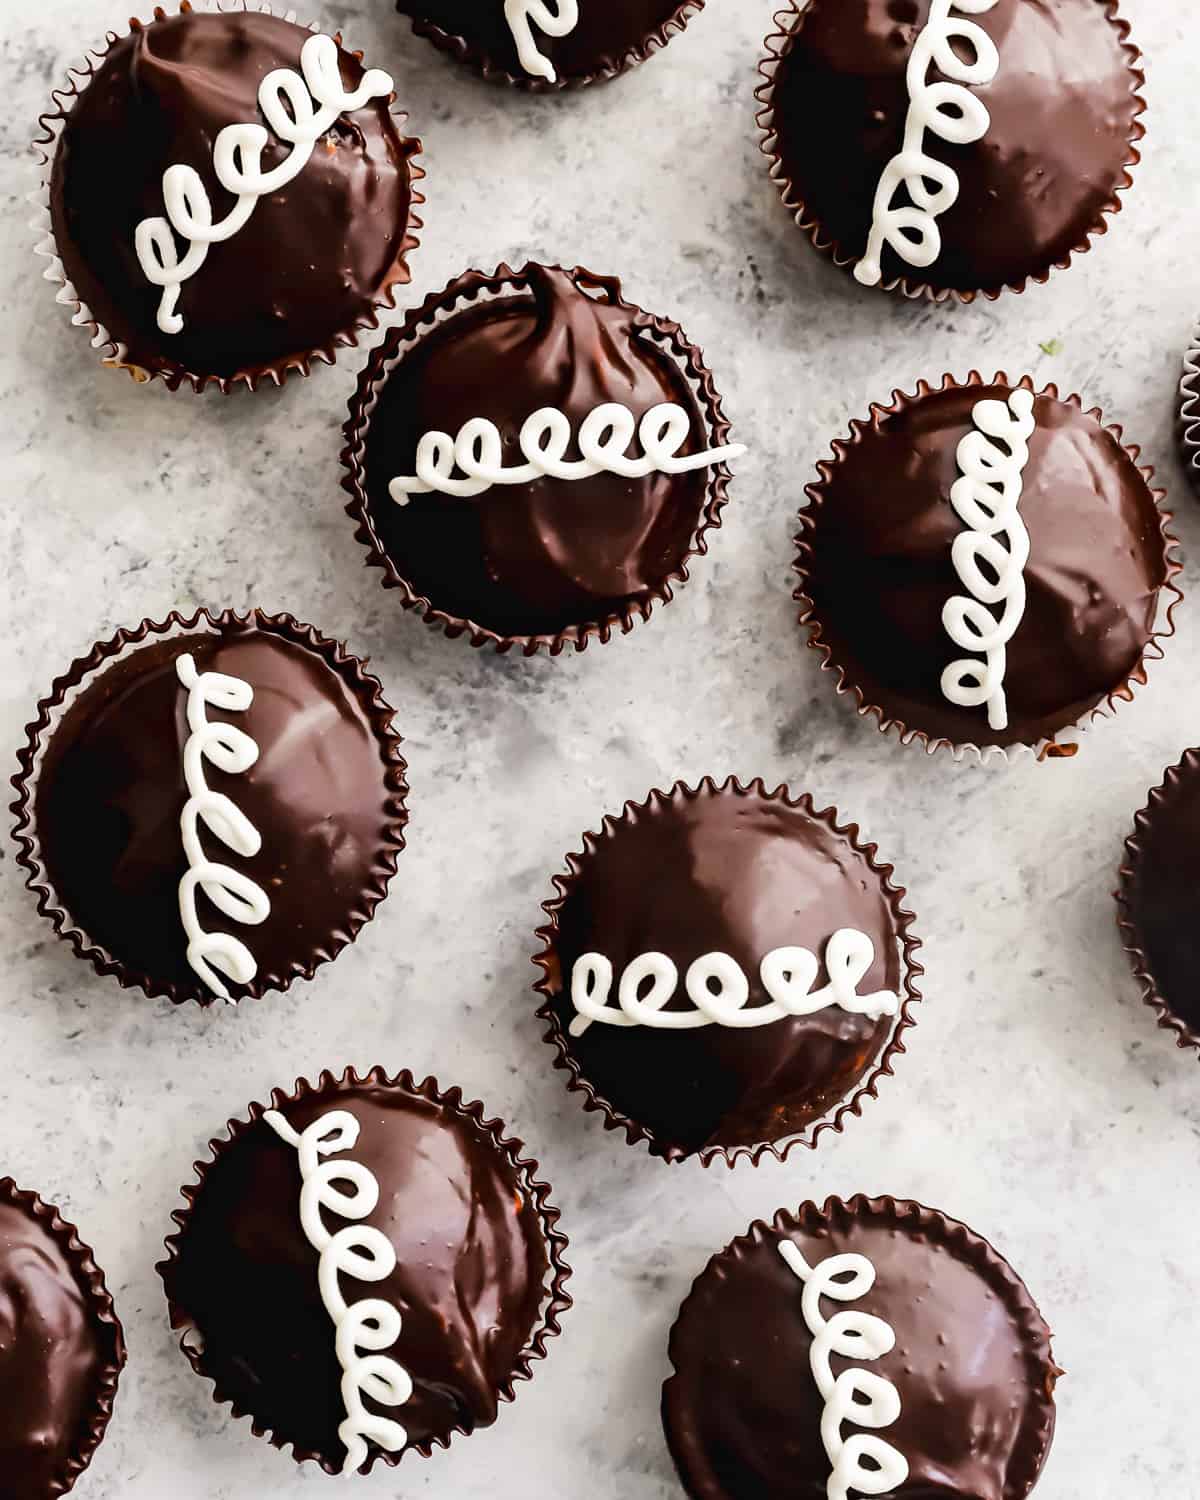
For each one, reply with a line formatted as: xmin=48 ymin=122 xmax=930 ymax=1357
xmin=49 ymin=9 xmax=419 ymax=384
xmin=27 ymin=618 xmax=404 ymax=1003
xmin=538 ymin=781 xmax=915 ymax=1160
xmin=360 ymin=265 xmax=722 ymax=641
xmin=798 ymin=381 xmax=1170 ymax=750
xmin=663 ymin=1198 xmax=1058 ymax=1500
xmin=159 ymin=1080 xmax=552 ymax=1469
xmin=763 ymin=0 xmax=1142 ymax=295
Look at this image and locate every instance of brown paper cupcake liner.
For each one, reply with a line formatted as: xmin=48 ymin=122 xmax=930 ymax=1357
xmin=10 ymin=607 xmax=409 ymax=1006
xmin=156 ymin=1066 xmax=572 ymax=1474
xmin=0 ymin=1177 xmax=127 ymax=1497
xmin=1116 ymin=747 xmax=1200 ymax=1053
xmin=794 ymin=372 xmax=1182 ymax=763
xmin=532 ymin=775 xmax=924 ymax=1167
xmin=664 ymin=1194 xmax=1059 ymax=1496
xmin=394 ymin=1 xmax=706 ymax=91
xmin=754 ymin=1 xmax=1144 ymax=304
xmin=341 ymin=261 xmax=737 ymax=656
xmin=1180 ymin=323 xmax=1200 ymax=495
xmin=32 ymin=0 xmax=424 ymax=394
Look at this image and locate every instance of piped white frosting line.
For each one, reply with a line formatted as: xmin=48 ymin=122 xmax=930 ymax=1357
xmin=264 ymin=1108 xmax=412 ymax=1474
xmin=778 ymin=1239 xmax=909 ymax=1500
xmin=854 ymin=0 xmax=1001 ymax=287
xmin=135 ymin=33 xmax=394 ymax=335
xmin=504 ymin=0 xmax=579 ymax=82
xmin=940 ymin=388 xmax=1037 ymax=731
xmin=569 ymin=928 xmax=897 ymax=1038
xmin=389 ymin=402 xmax=746 ymax=506
xmin=176 ymin=654 xmax=271 ymax=1001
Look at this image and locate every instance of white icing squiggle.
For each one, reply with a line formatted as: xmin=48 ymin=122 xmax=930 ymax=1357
xmin=778 ymin=1238 xmax=909 ymax=1500
xmin=264 ymin=1109 xmax=412 ymax=1473
xmin=176 ymin=654 xmax=271 ymax=1001
xmin=504 ymin=0 xmax=579 ymax=82
xmin=389 ymin=403 xmax=746 ymax=506
xmin=569 ymin=929 xmax=898 ymax=1038
xmin=135 ymin=34 xmax=394 ymax=335
xmin=854 ymin=0 xmax=1001 ymax=287
xmin=940 ymin=388 xmax=1037 ymax=731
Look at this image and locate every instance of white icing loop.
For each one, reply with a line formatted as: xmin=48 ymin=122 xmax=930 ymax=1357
xmin=778 ymin=1239 xmax=909 ymax=1500
xmin=568 ymin=929 xmax=898 ymax=1038
xmin=940 ymin=388 xmax=1037 ymax=731
xmin=264 ymin=1109 xmax=412 ymax=1473
xmin=389 ymin=402 xmax=746 ymax=506
xmin=176 ymin=653 xmax=271 ymax=1001
xmin=854 ymin=0 xmax=1001 ymax=287
xmin=135 ymin=34 xmax=394 ymax=334
xmin=504 ymin=0 xmax=580 ymax=82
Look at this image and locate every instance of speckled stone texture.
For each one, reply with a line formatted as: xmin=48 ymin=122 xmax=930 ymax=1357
xmin=3 ymin=2 xmax=1199 ymax=1496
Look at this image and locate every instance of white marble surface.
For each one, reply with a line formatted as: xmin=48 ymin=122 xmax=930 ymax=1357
xmin=3 ymin=1 xmax=1200 ymax=1496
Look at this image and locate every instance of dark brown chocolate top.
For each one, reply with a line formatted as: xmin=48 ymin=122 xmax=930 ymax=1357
xmin=540 ymin=782 xmax=908 ymax=1160
xmin=663 ymin=1198 xmax=1058 ymax=1500
xmin=32 ymin=623 xmax=401 ymax=1003
xmin=767 ymin=0 xmax=1140 ymax=294
xmin=799 ymin=382 xmax=1168 ymax=749
xmin=50 ymin=10 xmax=417 ymax=383
xmin=360 ymin=265 xmax=710 ymax=641
xmin=159 ymin=1083 xmax=550 ymax=1470
xmin=0 ymin=1198 xmax=111 ymax=1500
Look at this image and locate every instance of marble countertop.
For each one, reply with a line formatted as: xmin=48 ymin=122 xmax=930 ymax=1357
xmin=3 ymin=1 xmax=1199 ymax=1496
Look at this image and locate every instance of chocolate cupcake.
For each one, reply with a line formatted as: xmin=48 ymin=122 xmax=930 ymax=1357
xmin=11 ymin=609 xmax=408 ymax=1005
xmin=664 ymin=1196 xmax=1059 ymax=1500
xmin=394 ymin=1 xmax=706 ymax=89
xmin=1180 ymin=325 xmax=1200 ymax=494
xmin=795 ymin=374 xmax=1179 ymax=757
xmin=36 ymin=6 xmax=423 ymax=391
xmin=756 ymin=0 xmax=1144 ymax=301
xmin=534 ymin=778 xmax=922 ymax=1164
xmin=0 ymin=1178 xmax=126 ymax=1498
xmin=342 ymin=262 xmax=744 ymax=653
xmin=158 ymin=1068 xmax=571 ymax=1474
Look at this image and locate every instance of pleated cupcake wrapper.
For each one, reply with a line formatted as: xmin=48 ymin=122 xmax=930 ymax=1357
xmin=663 ymin=1195 xmax=1059 ymax=1498
xmin=341 ymin=261 xmax=738 ymax=656
xmin=1115 ymin=747 xmax=1200 ymax=1053
xmin=0 ymin=1177 xmax=127 ymax=1498
xmin=532 ymin=775 xmax=924 ymax=1167
xmin=1179 ymin=322 xmax=1200 ymax=495
xmin=10 ymin=607 xmax=409 ymax=1007
xmin=156 ymin=1066 xmax=573 ymax=1475
xmin=394 ymin=0 xmax=706 ymax=91
xmin=32 ymin=0 xmax=424 ymax=394
xmin=794 ymin=372 xmax=1182 ymax=764
xmin=754 ymin=0 xmax=1145 ymax=303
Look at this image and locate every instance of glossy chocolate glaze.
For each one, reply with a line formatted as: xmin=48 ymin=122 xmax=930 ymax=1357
xmin=160 ymin=1085 xmax=549 ymax=1468
xmin=801 ymin=384 xmax=1167 ymax=748
xmin=362 ymin=266 xmax=708 ymax=639
xmin=50 ymin=10 xmax=416 ymax=381
xmin=663 ymin=1199 xmax=1058 ymax=1500
xmin=34 ymin=627 xmax=397 ymax=1002
xmin=769 ymin=0 xmax=1140 ymax=294
xmin=396 ymin=0 xmax=696 ymax=82
xmin=543 ymin=783 xmax=904 ymax=1159
xmin=0 ymin=1201 xmax=107 ymax=1500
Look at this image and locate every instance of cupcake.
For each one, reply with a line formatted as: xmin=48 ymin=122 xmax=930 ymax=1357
xmin=36 ymin=6 xmax=423 ymax=391
xmin=158 ymin=1068 xmax=571 ymax=1474
xmin=11 ymin=609 xmax=408 ymax=1006
xmin=533 ymin=777 xmax=922 ymax=1164
xmin=394 ymin=1 xmax=707 ymax=88
xmin=1180 ymin=324 xmax=1200 ymax=494
xmin=664 ymin=1196 xmax=1059 ymax=1500
xmin=342 ymin=262 xmax=744 ymax=654
xmin=1117 ymin=748 xmax=1200 ymax=1051
xmin=756 ymin=0 xmax=1144 ymax=300
xmin=795 ymin=374 xmax=1179 ymax=758
xmin=0 ymin=1178 xmax=126 ymax=1498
